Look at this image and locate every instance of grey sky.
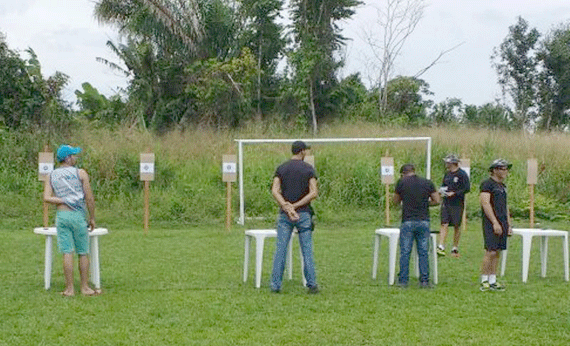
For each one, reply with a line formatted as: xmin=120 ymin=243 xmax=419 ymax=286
xmin=1 ymin=0 xmax=570 ymax=107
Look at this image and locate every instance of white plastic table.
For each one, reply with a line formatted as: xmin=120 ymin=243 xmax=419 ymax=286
xmin=33 ymin=227 xmax=108 ymax=290
xmin=243 ymin=229 xmax=306 ymax=288
xmin=500 ymin=228 xmax=569 ymax=283
xmin=372 ymin=228 xmax=439 ymax=285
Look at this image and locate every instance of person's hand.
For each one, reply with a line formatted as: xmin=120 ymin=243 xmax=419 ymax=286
xmin=507 ymin=226 xmax=513 ymax=236
xmin=492 ymin=222 xmax=503 ymax=236
xmin=446 ymin=191 xmax=455 ymax=197
xmin=287 ymin=210 xmax=300 ymax=222
xmin=88 ymin=218 xmax=96 ymax=232
xmin=283 ymin=203 xmax=299 ymax=222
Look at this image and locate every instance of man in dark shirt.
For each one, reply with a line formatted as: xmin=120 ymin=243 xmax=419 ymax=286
xmin=393 ymin=164 xmax=441 ymax=287
xmin=479 ymin=159 xmax=512 ymax=291
xmin=437 ymin=154 xmax=470 ymax=257
xmin=270 ymin=141 xmax=319 ymax=293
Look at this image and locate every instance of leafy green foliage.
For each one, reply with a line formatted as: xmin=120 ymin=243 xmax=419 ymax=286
xmin=289 ymin=0 xmax=362 ymax=132
xmin=185 ymin=48 xmax=257 ymax=128
xmin=492 ymin=16 xmax=540 ymax=128
xmin=0 ymin=34 xmax=72 ymax=133
xmin=537 ymin=23 xmax=570 ymax=130
xmin=238 ymin=0 xmax=286 ymax=116
xmin=384 ymin=76 xmax=432 ymax=123
xmin=75 ymin=82 xmax=125 ymax=125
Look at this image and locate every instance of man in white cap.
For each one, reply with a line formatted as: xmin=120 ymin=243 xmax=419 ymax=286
xmin=479 ymin=159 xmax=512 ymax=291
xmin=437 ymin=154 xmax=470 ymax=257
xmin=44 ymin=145 xmax=98 ymax=296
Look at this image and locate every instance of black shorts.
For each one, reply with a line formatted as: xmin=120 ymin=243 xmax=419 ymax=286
xmin=440 ymin=203 xmax=464 ymax=227
xmin=482 ymin=224 xmax=508 ymax=251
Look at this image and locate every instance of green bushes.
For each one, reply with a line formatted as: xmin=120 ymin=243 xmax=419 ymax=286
xmin=2 ymin=123 xmax=570 ymax=229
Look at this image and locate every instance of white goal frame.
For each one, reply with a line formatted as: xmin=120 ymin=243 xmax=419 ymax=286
xmin=235 ymin=137 xmax=432 ymax=225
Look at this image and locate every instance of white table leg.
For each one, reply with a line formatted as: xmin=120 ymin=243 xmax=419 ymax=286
xmin=243 ymin=235 xmax=250 ymax=282
xmin=372 ymin=234 xmax=380 ymax=279
xmin=90 ymin=236 xmax=101 ymax=289
xmin=299 ymin=246 xmax=307 ymax=286
xmin=431 ymin=234 xmax=438 ymax=285
xmin=254 ymin=236 xmax=265 ymax=288
xmin=413 ymin=242 xmax=419 ymax=278
xmin=388 ymin=234 xmax=399 ymax=285
xmin=286 ymin=235 xmax=293 ymax=280
xmin=44 ymin=235 xmax=53 ymax=290
xmin=540 ymin=236 xmax=549 ymax=278
xmin=521 ymin=235 xmax=533 ymax=283
xmin=500 ymin=250 xmax=508 ymax=276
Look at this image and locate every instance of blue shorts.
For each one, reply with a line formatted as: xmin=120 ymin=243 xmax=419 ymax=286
xmin=56 ymin=211 xmax=89 ymax=255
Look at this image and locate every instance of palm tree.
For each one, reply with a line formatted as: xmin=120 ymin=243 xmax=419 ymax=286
xmin=94 ymin=0 xmax=203 ymax=58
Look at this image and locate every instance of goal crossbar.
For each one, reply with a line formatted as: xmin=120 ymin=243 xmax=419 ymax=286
xmin=235 ymin=137 xmax=432 ymax=225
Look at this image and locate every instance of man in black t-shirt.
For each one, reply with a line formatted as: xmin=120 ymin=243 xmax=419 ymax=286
xmin=270 ymin=141 xmax=319 ymax=294
xmin=479 ymin=159 xmax=512 ymax=292
xmin=393 ymin=164 xmax=440 ymax=287
xmin=437 ymin=154 xmax=470 ymax=257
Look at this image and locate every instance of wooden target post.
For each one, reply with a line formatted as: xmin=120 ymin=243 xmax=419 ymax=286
xmin=222 ymin=155 xmax=237 ymax=231
xmin=380 ymin=157 xmax=395 ymax=225
xmin=140 ymin=153 xmax=155 ymax=233
xmin=459 ymin=158 xmax=470 ymax=232
xmin=527 ymin=158 xmax=538 ymax=228
xmin=38 ymin=146 xmax=54 ymax=227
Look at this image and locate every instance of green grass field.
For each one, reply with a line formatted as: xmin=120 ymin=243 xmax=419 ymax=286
xmin=2 ymin=219 xmax=570 ymax=345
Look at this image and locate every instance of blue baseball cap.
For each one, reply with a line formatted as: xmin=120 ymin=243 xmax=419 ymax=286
xmin=56 ymin=145 xmax=82 ymax=162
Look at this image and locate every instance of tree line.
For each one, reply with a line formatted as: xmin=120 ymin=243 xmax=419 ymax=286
xmin=1 ymin=2 xmax=570 ymax=134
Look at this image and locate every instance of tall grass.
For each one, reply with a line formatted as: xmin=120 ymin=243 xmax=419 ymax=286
xmin=2 ymin=123 xmax=570 ymax=229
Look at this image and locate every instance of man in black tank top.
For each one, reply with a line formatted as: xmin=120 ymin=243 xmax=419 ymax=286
xmin=270 ymin=141 xmax=319 ymax=293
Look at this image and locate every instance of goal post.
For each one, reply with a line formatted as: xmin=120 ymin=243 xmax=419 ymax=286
xmin=236 ymin=137 xmax=432 ymax=225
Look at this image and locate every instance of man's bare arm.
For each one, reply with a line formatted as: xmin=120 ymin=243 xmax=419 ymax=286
xmin=79 ymin=169 xmax=96 ymax=230
xmin=429 ymin=191 xmax=441 ymax=206
xmin=43 ymin=180 xmax=64 ymax=205
xmin=480 ymin=192 xmax=502 ymax=235
xmin=392 ymin=192 xmax=402 ymax=205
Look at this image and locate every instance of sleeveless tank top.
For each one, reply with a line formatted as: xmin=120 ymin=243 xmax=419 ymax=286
xmin=50 ymin=167 xmax=86 ymax=213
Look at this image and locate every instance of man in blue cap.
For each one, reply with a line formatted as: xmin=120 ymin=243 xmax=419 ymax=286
xmin=44 ymin=145 xmax=98 ymax=296
xmin=270 ymin=140 xmax=319 ymax=294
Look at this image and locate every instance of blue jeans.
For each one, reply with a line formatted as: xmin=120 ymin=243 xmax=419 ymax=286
xmin=271 ymin=212 xmax=317 ymax=290
xmin=399 ymin=220 xmax=431 ymax=285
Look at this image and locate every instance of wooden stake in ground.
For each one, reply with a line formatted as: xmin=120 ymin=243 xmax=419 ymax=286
xmin=140 ymin=152 xmax=155 ymax=233
xmin=459 ymin=158 xmax=471 ymax=233
xmin=527 ymin=158 xmax=538 ymax=228
xmin=38 ymin=145 xmax=54 ymax=228
xmin=222 ymin=155 xmax=237 ymax=231
xmin=380 ymin=156 xmax=395 ymax=226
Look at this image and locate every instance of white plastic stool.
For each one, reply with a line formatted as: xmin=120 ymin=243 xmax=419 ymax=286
xmin=243 ymin=229 xmax=306 ymax=288
xmin=372 ymin=228 xmax=438 ymax=285
xmin=500 ymin=228 xmax=569 ymax=283
xmin=33 ymin=227 xmax=108 ymax=290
